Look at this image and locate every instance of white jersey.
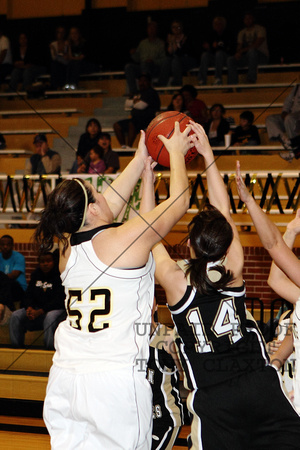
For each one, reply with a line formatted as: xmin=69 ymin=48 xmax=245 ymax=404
xmin=53 ymin=224 xmax=155 ymax=373
xmin=293 ymin=301 xmax=300 ymax=413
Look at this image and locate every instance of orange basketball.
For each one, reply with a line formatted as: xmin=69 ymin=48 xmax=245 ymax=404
xmin=145 ymin=111 xmax=197 ymax=167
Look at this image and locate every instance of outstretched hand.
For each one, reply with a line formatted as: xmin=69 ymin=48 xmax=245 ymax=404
xmin=235 ymin=160 xmax=252 ymax=204
xmin=158 ymin=121 xmax=193 ymax=157
xmin=188 ymin=120 xmax=212 ymax=158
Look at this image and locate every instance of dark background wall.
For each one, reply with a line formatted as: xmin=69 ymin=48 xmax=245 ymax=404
xmin=1 ymin=1 xmax=299 ymax=72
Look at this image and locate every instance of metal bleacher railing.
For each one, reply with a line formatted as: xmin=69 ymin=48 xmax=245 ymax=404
xmin=0 ymin=170 xmax=300 ymax=226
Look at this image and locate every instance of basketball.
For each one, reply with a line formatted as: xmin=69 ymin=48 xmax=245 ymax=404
xmin=145 ymin=111 xmax=197 ymax=167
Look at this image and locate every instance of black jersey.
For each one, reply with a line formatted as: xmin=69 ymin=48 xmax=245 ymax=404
xmin=169 ymin=284 xmax=269 ymax=389
xmin=147 ymin=323 xmax=183 ymax=429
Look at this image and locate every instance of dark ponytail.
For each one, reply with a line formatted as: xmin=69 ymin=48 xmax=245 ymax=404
xmin=34 ymin=178 xmax=95 ymax=255
xmin=186 ymin=205 xmax=234 ymax=295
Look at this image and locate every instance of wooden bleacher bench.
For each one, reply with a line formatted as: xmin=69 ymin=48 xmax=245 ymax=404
xmin=0 ymin=129 xmax=55 ymax=136
xmin=0 ymin=89 xmax=106 ymax=98
xmin=0 ymin=149 xmax=32 ymax=155
xmin=0 ymin=108 xmax=82 ymax=117
xmin=155 ymin=81 xmax=297 ymax=93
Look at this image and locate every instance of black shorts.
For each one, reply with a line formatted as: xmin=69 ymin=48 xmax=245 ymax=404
xmin=188 ymin=366 xmax=300 ymax=450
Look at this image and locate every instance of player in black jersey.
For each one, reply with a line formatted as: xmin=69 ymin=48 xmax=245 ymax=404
xmin=143 ymin=121 xmax=300 ymax=449
xmin=147 ymin=299 xmax=184 ymax=449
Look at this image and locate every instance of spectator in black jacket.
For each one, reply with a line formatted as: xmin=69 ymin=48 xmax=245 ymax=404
xmin=204 ymin=103 xmax=230 ymax=146
xmin=9 ymin=32 xmax=46 ymax=92
xmin=9 ymin=252 xmax=66 ymax=350
xmin=231 ymin=110 xmax=260 ymax=147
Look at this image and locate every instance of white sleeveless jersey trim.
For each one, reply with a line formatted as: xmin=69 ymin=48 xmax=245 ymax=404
xmin=170 ymin=284 xmax=246 ymax=316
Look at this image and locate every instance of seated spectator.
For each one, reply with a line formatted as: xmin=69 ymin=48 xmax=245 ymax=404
xmin=167 ymin=92 xmax=186 ymax=112
xmin=204 ymin=103 xmax=230 ymax=146
xmin=64 ymin=26 xmax=99 ymax=90
xmin=158 ymin=19 xmax=197 ymax=87
xmin=77 ymin=118 xmax=102 ymax=160
xmin=231 ymin=110 xmax=260 ymax=146
xmin=9 ymin=32 xmax=46 ymax=92
xmin=0 ymin=132 xmax=6 ymax=149
xmin=113 ymin=73 xmax=160 ymax=148
xmin=9 ymin=251 xmax=66 ymax=350
xmin=124 ymin=21 xmax=166 ymax=96
xmin=198 ymin=16 xmax=233 ymax=86
xmin=69 ymin=154 xmax=88 ymax=174
xmin=49 ymin=26 xmax=70 ymax=90
xmin=98 ymin=132 xmax=120 ymax=174
xmin=0 ymin=235 xmax=26 ymax=324
xmin=180 ymin=84 xmax=208 ymax=125
xmin=88 ymin=144 xmax=106 ymax=174
xmin=0 ymin=25 xmax=12 ymax=86
xmin=25 ymin=133 xmax=61 ymax=175
xmin=265 ymin=83 xmax=300 ymax=162
xmin=227 ymin=11 xmax=269 ymax=85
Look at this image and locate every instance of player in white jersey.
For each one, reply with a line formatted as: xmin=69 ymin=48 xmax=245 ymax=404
xmin=266 ymin=210 xmax=300 ymax=414
xmin=34 ymin=123 xmax=194 ymax=449
xmin=144 ymin=122 xmax=300 ymax=448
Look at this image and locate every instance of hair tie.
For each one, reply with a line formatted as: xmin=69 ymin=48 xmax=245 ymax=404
xmin=206 ymin=256 xmax=226 ymax=282
xmin=74 ymin=178 xmax=88 ymax=230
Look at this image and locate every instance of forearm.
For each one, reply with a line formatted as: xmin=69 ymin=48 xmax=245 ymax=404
xmin=203 ymin=151 xmax=230 ymax=213
xmin=244 ymin=196 xmax=282 ymax=251
xmin=103 ymin=153 xmax=145 ymax=218
xmin=169 ymin=152 xmax=189 ymax=211
xmin=270 ymin=332 xmax=294 ymax=369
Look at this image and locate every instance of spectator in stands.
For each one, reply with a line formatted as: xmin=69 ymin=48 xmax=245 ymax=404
xmin=0 ymin=132 xmax=6 ymax=149
xmin=9 ymin=251 xmax=66 ymax=350
xmin=9 ymin=32 xmax=46 ymax=92
xmin=167 ymin=92 xmax=186 ymax=112
xmin=198 ymin=16 xmax=233 ymax=86
xmin=265 ymin=83 xmax=300 ymax=162
xmin=231 ymin=110 xmax=260 ymax=147
xmin=26 ymin=133 xmax=61 ymax=175
xmin=227 ymin=11 xmax=269 ymax=85
xmin=77 ymin=118 xmax=102 ymax=159
xmin=204 ymin=103 xmax=230 ymax=146
xmin=113 ymin=73 xmax=160 ymax=148
xmin=180 ymin=84 xmax=208 ymax=125
xmin=98 ymin=132 xmax=120 ymax=174
xmin=124 ymin=21 xmax=166 ymax=96
xmin=158 ymin=19 xmax=197 ymax=87
xmin=49 ymin=26 xmax=70 ymax=90
xmin=88 ymin=144 xmax=106 ymax=174
xmin=0 ymin=24 xmax=12 ymax=86
xmin=64 ymin=26 xmax=98 ymax=90
xmin=0 ymin=235 xmax=26 ymax=325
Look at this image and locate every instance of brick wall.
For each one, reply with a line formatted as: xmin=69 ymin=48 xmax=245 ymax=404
xmin=14 ymin=243 xmax=39 ymax=283
xmin=15 ymin=242 xmax=299 ymax=310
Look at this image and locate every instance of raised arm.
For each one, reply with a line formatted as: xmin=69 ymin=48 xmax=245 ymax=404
xmin=236 ymin=160 xmax=300 ymax=287
xmin=103 ymin=131 xmax=148 ymax=218
xmin=268 ymin=210 xmax=300 ymax=303
xmin=189 ymin=121 xmax=230 ymax=218
xmin=189 ymin=122 xmax=244 ymax=283
xmin=96 ymin=122 xmax=192 ymax=269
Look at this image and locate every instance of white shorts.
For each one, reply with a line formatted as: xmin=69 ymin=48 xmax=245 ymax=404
xmin=44 ymin=365 xmax=152 ymax=449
